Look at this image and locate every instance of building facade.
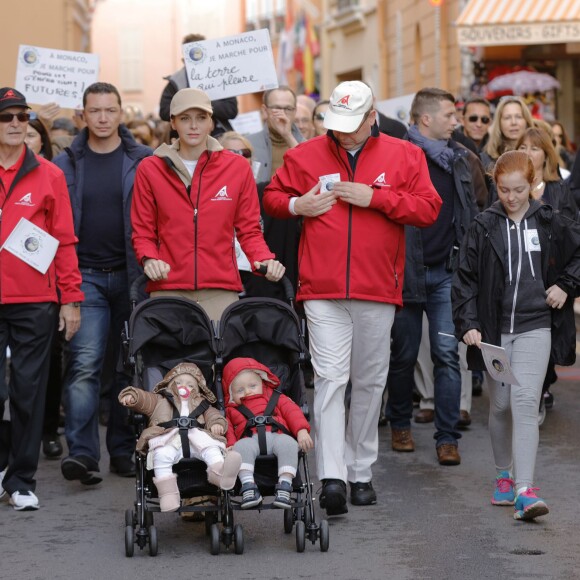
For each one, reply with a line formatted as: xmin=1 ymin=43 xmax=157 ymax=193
xmin=0 ymin=0 xmax=94 ymax=92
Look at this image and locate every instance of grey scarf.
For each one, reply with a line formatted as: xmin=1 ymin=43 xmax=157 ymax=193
xmin=408 ymin=124 xmax=454 ymax=174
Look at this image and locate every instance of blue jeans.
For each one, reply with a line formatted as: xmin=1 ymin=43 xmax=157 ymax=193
xmin=386 ymin=263 xmax=461 ymax=445
xmin=63 ymin=269 xmax=134 ymax=462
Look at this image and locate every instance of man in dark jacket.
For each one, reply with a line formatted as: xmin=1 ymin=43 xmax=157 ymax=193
xmin=385 ymin=88 xmax=486 ymax=466
xmin=159 ymin=33 xmax=238 ymax=138
xmin=54 ymin=82 xmax=151 ymax=485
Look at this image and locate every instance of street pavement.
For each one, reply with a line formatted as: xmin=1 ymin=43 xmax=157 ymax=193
xmin=2 ymin=364 xmax=580 ymax=579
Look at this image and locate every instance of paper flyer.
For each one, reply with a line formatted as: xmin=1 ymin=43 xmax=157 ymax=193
xmin=1 ymin=217 xmax=59 ymax=274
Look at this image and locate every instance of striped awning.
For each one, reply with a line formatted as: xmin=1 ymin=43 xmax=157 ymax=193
xmin=456 ymin=0 xmax=580 ymax=47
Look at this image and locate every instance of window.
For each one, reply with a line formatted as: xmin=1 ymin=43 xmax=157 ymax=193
xmin=119 ymin=28 xmax=143 ymax=92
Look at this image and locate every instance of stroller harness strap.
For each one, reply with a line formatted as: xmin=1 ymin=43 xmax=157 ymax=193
xmin=236 ymin=390 xmax=292 ymax=455
xmin=158 ymin=398 xmax=210 ymax=459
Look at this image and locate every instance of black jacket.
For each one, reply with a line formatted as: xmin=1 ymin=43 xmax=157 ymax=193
xmin=401 ymin=139 xmax=485 ymax=303
xmin=53 ymin=125 xmax=152 ymax=289
xmin=452 ymin=201 xmax=580 ymax=369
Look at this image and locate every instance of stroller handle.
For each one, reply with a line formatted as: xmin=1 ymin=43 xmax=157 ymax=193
xmin=255 ymin=264 xmax=295 ymax=303
xmin=130 ymin=273 xmax=149 ymax=305
xmin=130 ymin=267 xmax=296 ymax=305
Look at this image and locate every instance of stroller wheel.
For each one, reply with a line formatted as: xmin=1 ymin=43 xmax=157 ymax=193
xmin=283 ymin=508 xmax=294 ymax=534
xmin=295 ymin=520 xmax=306 ymax=553
xmin=209 ymin=523 xmax=221 ymax=555
xmin=124 ymin=525 xmax=135 ymax=557
xmin=204 ymin=510 xmax=217 ymax=536
xmin=148 ymin=525 xmax=158 ymax=557
xmin=233 ymin=524 xmax=244 ymax=555
xmin=125 ymin=509 xmax=134 ymax=528
xmin=144 ymin=510 xmax=154 ymax=528
xmin=319 ymin=519 xmax=330 ymax=552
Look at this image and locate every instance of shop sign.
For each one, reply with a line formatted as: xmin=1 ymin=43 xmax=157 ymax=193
xmin=457 ymin=22 xmax=580 ymax=47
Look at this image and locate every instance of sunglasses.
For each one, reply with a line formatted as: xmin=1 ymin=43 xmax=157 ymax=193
xmin=228 ymin=148 xmax=252 ymax=159
xmin=314 ymin=112 xmax=326 ymax=121
xmin=0 ymin=112 xmax=30 ymax=123
xmin=467 ymin=115 xmax=491 ymax=124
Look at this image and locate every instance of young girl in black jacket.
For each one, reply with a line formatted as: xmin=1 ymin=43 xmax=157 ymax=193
xmin=452 ymin=150 xmax=580 ymax=522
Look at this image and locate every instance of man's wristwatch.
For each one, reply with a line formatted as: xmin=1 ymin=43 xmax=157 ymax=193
xmin=66 ymin=302 xmax=81 ymax=307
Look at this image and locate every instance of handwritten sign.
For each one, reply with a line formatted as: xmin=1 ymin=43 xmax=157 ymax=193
xmin=182 ymin=30 xmax=278 ymax=100
xmin=15 ymin=45 xmax=100 ymax=109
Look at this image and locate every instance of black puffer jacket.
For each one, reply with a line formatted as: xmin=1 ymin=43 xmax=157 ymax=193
xmin=452 ymin=200 xmax=580 ymax=370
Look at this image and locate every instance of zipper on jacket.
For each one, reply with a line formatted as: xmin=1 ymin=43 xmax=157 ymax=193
xmin=510 ymin=222 xmax=523 ymax=333
xmin=346 ymin=205 xmax=352 ymax=297
xmin=393 ymin=231 xmax=401 ymax=289
xmin=190 ymin=153 xmax=211 ymax=289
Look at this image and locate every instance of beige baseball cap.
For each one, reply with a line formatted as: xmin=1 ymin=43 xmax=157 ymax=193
xmin=170 ymin=88 xmax=213 ymax=116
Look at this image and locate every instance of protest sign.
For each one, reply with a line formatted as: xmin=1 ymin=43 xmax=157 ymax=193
xmin=15 ymin=45 xmax=99 ymax=110
xmin=229 ymin=110 xmax=263 ymax=135
xmin=375 ymin=93 xmax=415 ymax=127
xmin=182 ymin=30 xmax=278 ymax=100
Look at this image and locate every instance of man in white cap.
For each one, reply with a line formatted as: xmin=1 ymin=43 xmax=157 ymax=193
xmin=263 ymin=80 xmax=441 ymax=515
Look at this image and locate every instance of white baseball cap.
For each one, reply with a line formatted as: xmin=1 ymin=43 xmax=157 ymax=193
xmin=323 ymin=81 xmax=373 ymax=133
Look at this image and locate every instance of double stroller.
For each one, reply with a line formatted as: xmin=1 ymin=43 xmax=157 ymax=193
xmin=122 ymin=277 xmax=329 ymax=556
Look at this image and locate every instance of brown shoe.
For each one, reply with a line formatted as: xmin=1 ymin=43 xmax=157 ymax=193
xmin=458 ymin=410 xmax=472 ymax=429
xmin=414 ymin=409 xmax=434 ymax=423
xmin=391 ymin=428 xmax=415 ymax=452
xmin=437 ymin=444 xmax=461 ymax=466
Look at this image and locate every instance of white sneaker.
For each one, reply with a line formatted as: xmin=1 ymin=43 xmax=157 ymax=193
xmin=10 ymin=490 xmax=39 ymax=511
xmin=0 ymin=468 xmax=7 ymax=501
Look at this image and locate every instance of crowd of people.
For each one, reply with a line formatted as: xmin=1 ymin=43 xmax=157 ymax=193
xmin=1 ymin=32 xmax=579 ymax=527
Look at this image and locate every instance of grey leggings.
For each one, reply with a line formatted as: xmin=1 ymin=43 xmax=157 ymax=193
xmin=233 ymin=432 xmax=299 ymax=477
xmin=487 ymin=328 xmax=551 ymax=489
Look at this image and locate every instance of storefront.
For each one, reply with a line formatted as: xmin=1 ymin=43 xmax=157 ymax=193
xmin=455 ymin=0 xmax=580 ymax=142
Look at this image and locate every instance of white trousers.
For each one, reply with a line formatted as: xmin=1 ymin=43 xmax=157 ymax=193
xmin=415 ymin=313 xmax=472 ymax=413
xmin=304 ymin=299 xmax=395 ymax=483
xmin=150 ymin=429 xmax=225 ymax=478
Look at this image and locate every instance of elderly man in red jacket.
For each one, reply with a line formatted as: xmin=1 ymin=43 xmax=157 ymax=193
xmin=0 ymin=87 xmax=83 ymax=511
xmin=263 ymin=81 xmax=441 ymax=516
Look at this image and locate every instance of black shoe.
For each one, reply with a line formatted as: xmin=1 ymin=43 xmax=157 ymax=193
xmin=543 ymin=390 xmax=554 ymax=410
xmin=378 ymin=412 xmax=388 ymax=427
xmin=319 ymin=479 xmax=348 ymax=516
xmin=349 ymin=481 xmax=377 ymax=506
xmin=110 ymin=455 xmax=136 ymax=478
xmin=472 ymin=375 xmax=483 ymax=397
xmin=61 ymin=455 xmax=102 ymax=485
xmin=42 ymin=433 xmax=63 ymax=459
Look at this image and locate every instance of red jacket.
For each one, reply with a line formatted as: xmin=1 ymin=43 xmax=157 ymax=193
xmin=131 ymin=139 xmax=274 ymax=293
xmin=263 ymin=132 xmax=442 ymax=306
xmin=223 ymin=357 xmax=310 ymax=447
xmin=0 ymin=147 xmax=83 ymax=305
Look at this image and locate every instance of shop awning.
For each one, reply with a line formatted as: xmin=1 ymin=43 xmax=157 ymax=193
xmin=456 ymin=0 xmax=580 ymax=47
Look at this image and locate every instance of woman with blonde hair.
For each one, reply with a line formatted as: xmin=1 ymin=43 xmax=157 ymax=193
xmin=481 ymin=96 xmax=534 ymax=171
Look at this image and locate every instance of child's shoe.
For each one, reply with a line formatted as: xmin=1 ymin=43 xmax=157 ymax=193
xmin=513 ymin=488 xmax=549 ymax=521
xmin=272 ymin=481 xmax=293 ymax=509
xmin=240 ymin=482 xmax=262 ymax=509
xmin=491 ymin=471 xmax=515 ymax=506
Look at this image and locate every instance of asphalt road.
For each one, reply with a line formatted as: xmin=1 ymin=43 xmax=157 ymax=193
xmin=2 ymin=368 xmax=579 ymax=580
